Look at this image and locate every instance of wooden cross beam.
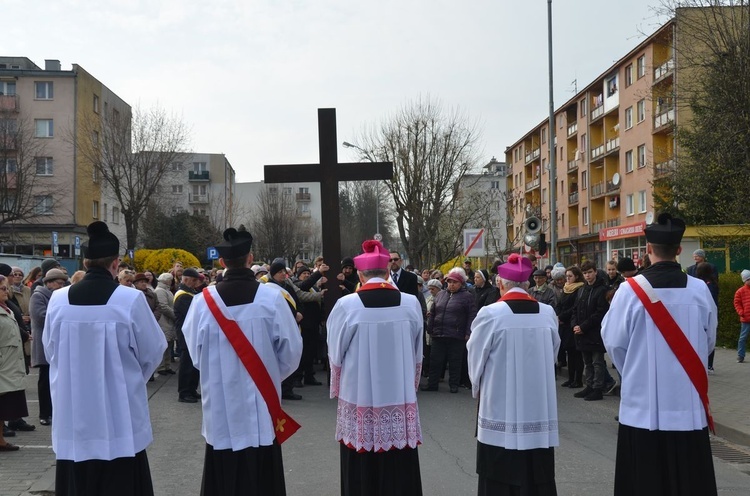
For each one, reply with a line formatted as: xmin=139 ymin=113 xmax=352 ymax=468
xmin=264 ymin=108 xmax=393 ymax=308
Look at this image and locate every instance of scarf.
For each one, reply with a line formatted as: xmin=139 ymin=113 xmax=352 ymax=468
xmin=563 ymin=281 xmax=584 ymax=294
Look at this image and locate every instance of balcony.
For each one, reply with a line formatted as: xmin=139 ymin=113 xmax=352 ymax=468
xmin=590 ymin=144 xmax=605 ymax=162
xmin=606 ymin=218 xmax=621 ymax=228
xmin=653 ymin=108 xmax=675 ymax=131
xmin=606 ymin=180 xmax=620 ymax=193
xmin=592 ymin=221 xmax=606 ymax=233
xmin=525 ymin=177 xmax=541 ymax=191
xmin=189 ymin=170 xmax=210 ymax=181
xmin=605 ymin=137 xmax=620 ymax=155
xmin=591 ymin=180 xmax=606 ymax=198
xmin=567 ymin=122 xmax=578 ymax=137
xmin=188 ymin=193 xmax=210 ymax=204
xmin=567 ymin=159 xmax=578 ymax=172
xmin=654 ymin=158 xmax=676 ymax=177
xmin=525 ymin=148 xmax=540 ymax=164
xmin=568 ymin=191 xmax=579 ymax=205
xmin=591 ymin=103 xmax=605 ymax=121
xmin=296 ymin=192 xmax=311 ymax=201
xmin=569 ymin=226 xmax=579 ymax=238
xmin=653 ymin=58 xmax=675 ymax=84
xmin=0 ymin=95 xmax=19 ymax=112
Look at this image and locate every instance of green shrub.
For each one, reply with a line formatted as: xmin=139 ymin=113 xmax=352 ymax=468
xmin=717 ymin=272 xmax=743 ymax=347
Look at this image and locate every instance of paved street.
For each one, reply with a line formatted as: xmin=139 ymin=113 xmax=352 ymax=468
xmin=2 ymin=347 xmax=750 ymax=495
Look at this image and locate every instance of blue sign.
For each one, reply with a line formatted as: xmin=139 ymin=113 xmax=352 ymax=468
xmin=51 ymin=231 xmax=59 ymax=255
xmin=128 ymin=249 xmax=134 ymax=260
xmin=207 ymin=247 xmax=219 ymax=261
xmin=74 ymin=236 xmax=81 ymax=257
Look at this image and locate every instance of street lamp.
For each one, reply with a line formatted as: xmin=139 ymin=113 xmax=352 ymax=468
xmin=342 ymin=141 xmax=381 ymax=238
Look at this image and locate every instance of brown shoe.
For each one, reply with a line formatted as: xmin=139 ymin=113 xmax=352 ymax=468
xmin=0 ymin=443 xmax=19 ymax=451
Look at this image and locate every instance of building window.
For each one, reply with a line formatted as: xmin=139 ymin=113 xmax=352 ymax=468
xmin=299 ymin=187 xmax=309 ymax=194
xmin=92 ymin=130 xmax=99 ymax=147
xmin=0 ymin=81 xmax=16 ymax=95
xmin=490 ymin=180 xmax=499 ymax=189
xmin=625 ymin=64 xmax=633 ymax=87
xmin=193 ymin=162 xmax=207 ymax=173
xmin=581 ymin=170 xmax=588 ymax=190
xmin=35 ymin=119 xmax=54 ymax=138
xmin=103 ymin=203 xmax=108 ymax=222
xmin=171 ymin=162 xmax=183 ymax=171
xmin=637 ymin=144 xmax=646 ymax=168
xmin=92 ymin=165 xmax=98 ymax=183
xmin=35 ymin=157 xmax=53 ymax=175
xmin=113 ymin=207 xmax=121 ymax=224
xmin=542 ymin=188 xmax=547 ymax=204
xmin=35 ymin=81 xmax=54 ymax=100
xmin=171 ymin=185 xmax=183 ymax=194
xmin=625 ymin=150 xmax=634 ymax=173
xmin=626 ymin=194 xmax=634 ymax=216
xmin=582 ymin=206 xmax=589 ymax=226
xmin=581 ymin=133 xmax=587 ymax=152
xmin=607 ymin=76 xmax=618 ymax=97
xmin=92 ymin=200 xmax=99 ymax=219
xmin=637 ymin=55 xmax=646 ymax=78
xmin=580 ymin=99 xmax=587 ymax=117
xmin=637 ymin=99 xmax=646 ymax=123
xmin=193 ymin=208 xmax=207 ymax=216
xmin=639 ymin=190 xmax=647 ymax=213
xmin=283 ymin=187 xmax=292 ymax=196
xmin=34 ymin=195 xmax=53 ymax=215
xmin=300 ymin=203 xmax=310 ymax=213
xmin=541 ymin=127 xmax=547 ymax=144
xmin=625 ymin=107 xmax=633 ymax=129
xmin=93 ymin=94 xmax=100 ymax=113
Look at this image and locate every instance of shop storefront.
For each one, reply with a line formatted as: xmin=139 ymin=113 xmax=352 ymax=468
xmin=599 ymin=221 xmax=648 ymax=267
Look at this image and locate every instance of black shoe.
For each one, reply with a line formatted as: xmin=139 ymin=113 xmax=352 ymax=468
xmin=192 ymin=391 xmax=201 ymax=399
xmin=304 ymin=378 xmax=322 ymax=386
xmin=568 ymin=381 xmax=583 ymax=388
xmin=574 ymin=386 xmax=594 ymax=398
xmin=39 ymin=418 xmax=52 ymax=426
xmin=293 ymin=379 xmax=304 ymax=388
xmin=282 ymin=393 xmax=302 ymax=400
xmin=450 ymin=386 xmax=459 ymax=393
xmin=7 ymin=419 xmax=35 ymax=432
xmin=560 ymin=380 xmax=573 ymax=387
xmin=584 ymin=389 xmax=603 ymax=401
xmin=2 ymin=425 xmax=15 ymax=437
xmin=178 ymin=395 xmax=198 ymax=403
xmin=419 ymin=385 xmax=438 ymax=391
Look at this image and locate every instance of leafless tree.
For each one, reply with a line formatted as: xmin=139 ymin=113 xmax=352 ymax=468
xmin=74 ymin=104 xmax=191 ymax=249
xmin=249 ymin=185 xmax=308 ymax=263
xmin=350 ymin=96 xmax=483 ymax=268
xmin=0 ymin=109 xmax=56 ymax=228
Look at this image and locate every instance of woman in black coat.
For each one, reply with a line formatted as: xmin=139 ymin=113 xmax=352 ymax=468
xmin=556 ymin=266 xmax=585 ymax=388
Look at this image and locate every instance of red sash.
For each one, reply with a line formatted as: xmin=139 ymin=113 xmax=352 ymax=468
xmin=498 ymin=290 xmax=537 ymax=303
xmin=357 ymin=281 xmax=399 ymax=292
xmin=626 ymin=277 xmax=715 ymax=434
xmin=202 ymin=288 xmax=301 ymax=444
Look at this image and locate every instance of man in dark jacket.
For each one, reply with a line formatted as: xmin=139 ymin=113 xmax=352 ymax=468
xmin=175 ymin=269 xmax=201 ymax=403
xmin=389 ymin=251 xmax=419 ymax=296
xmin=571 ymin=261 xmax=610 ymax=401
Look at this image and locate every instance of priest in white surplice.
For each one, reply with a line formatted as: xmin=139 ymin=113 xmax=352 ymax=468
xmin=602 ymin=213 xmax=717 ymax=496
xmin=467 ymin=253 xmax=560 ymax=496
xmin=43 ymin=222 xmax=166 ymax=496
xmin=327 ymin=239 xmax=424 ymax=496
xmin=183 ymin=227 xmax=302 ymax=496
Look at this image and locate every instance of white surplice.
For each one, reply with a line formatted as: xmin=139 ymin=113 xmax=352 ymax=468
xmin=183 ymin=284 xmax=302 ymax=450
xmin=43 ymin=286 xmax=166 ymax=462
xmin=467 ymin=287 xmax=560 ymax=450
xmin=327 ymin=278 xmax=423 ymax=452
xmin=602 ymin=275 xmax=717 ymax=431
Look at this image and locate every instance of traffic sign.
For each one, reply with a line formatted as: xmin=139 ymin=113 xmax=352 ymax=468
xmin=207 ymin=247 xmax=219 ymax=260
xmin=463 ymin=229 xmax=485 ymax=257
xmin=74 ymin=236 xmax=81 ymax=257
xmin=52 ymin=231 xmax=59 ymax=255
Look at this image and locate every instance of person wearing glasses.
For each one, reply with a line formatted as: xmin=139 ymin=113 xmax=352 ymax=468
xmin=389 ymin=252 xmax=419 ymax=296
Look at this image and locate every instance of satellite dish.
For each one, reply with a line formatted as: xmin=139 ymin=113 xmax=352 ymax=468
xmin=612 ymin=172 xmax=621 ymax=186
xmin=645 ymin=211 xmax=654 ymax=224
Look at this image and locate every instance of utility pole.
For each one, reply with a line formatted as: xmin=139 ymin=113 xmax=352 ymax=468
xmin=547 ymin=0 xmax=558 ymax=264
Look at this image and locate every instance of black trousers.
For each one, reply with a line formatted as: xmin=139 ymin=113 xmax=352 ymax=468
xmin=427 ymin=338 xmax=464 ymax=389
xmin=566 ymin=350 xmax=583 ymax=383
xmin=297 ymin=325 xmax=319 ymax=380
xmin=177 ymin=335 xmax=200 ymax=398
xmin=38 ymin=364 xmax=52 ymax=419
xmin=56 ymin=450 xmax=154 ymax=496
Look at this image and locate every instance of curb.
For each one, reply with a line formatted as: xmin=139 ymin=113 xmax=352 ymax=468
xmin=713 ymin=420 xmax=750 ymax=448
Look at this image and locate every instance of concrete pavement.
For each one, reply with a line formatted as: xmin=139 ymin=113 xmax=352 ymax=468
xmin=2 ymin=346 xmax=749 ymax=495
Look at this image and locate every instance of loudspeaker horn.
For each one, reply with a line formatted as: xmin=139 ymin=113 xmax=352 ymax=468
xmin=524 ymin=216 xmax=542 ymax=234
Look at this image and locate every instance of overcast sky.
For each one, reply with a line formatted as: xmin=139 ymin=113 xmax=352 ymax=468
xmin=5 ymin=0 xmax=668 ymax=182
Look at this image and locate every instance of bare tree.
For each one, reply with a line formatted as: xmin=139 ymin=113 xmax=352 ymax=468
xmin=339 ymin=181 xmax=395 ymax=257
xmin=249 ymin=185 xmax=307 ymax=263
xmin=0 ymin=109 xmax=55 ymax=227
xmin=75 ymin=105 xmax=190 ymax=249
xmin=351 ymin=96 xmax=483 ymax=268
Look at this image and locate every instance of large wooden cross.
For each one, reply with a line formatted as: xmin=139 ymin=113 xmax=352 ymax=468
xmin=264 ymin=108 xmax=393 ymax=308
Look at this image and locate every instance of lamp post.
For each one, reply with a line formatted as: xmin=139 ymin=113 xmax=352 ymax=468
xmin=342 ymin=141 xmax=381 ymax=238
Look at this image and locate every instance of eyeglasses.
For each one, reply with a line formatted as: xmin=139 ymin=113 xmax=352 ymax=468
xmin=390 ymin=258 xmax=400 ymax=262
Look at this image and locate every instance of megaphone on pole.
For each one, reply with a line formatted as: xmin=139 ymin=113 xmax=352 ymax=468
xmin=523 ymin=216 xmax=541 ymax=249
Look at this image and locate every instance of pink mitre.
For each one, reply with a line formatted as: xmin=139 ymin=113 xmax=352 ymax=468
xmin=497 ymin=253 xmax=533 ymax=282
xmin=354 ymin=240 xmax=390 ymax=271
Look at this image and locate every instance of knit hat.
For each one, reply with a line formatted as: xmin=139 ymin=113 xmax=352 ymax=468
xmin=182 ymin=268 xmax=200 ymax=279
xmin=445 ymin=267 xmax=467 ymax=284
xmin=341 ymin=257 xmax=355 ymax=269
xmin=354 ymin=240 xmax=390 ymax=271
xmin=427 ymin=279 xmax=442 ymax=289
xmin=742 ymin=269 xmax=750 ymax=283
xmin=216 ymin=227 xmax=253 ymax=259
xmin=43 ymin=268 xmax=68 ymax=283
xmin=417 ymin=275 xmax=424 ymax=285
xmin=251 ymin=264 xmax=268 ymax=276
xmin=41 ymin=258 xmax=60 ymax=275
xmin=269 ymin=262 xmax=287 ymax=277
xmin=296 ymin=265 xmax=311 ymax=277
xmin=0 ymin=264 xmax=11 ymax=277
xmin=157 ymin=273 xmax=173 ymax=284
xmin=82 ymin=221 xmax=120 ymax=259
xmin=693 ymin=249 xmax=707 ymax=259
xmin=497 ymin=253 xmax=533 ymax=283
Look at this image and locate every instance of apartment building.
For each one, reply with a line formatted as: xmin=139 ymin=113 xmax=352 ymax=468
xmin=0 ymin=57 xmax=131 ymax=258
xmin=458 ymin=157 xmax=509 ymax=257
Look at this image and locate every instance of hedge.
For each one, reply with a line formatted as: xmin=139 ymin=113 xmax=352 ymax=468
xmin=717 ymin=272 xmax=743 ymax=348
xmin=141 ymin=248 xmax=201 ymax=275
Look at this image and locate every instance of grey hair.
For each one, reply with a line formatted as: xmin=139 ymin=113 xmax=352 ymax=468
xmin=497 ymin=277 xmax=530 ymax=290
xmin=360 ymin=268 xmax=388 ymax=279
xmin=550 ymin=267 xmax=566 ymax=280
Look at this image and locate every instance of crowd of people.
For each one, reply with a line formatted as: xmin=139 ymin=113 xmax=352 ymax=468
xmin=0 ymin=213 xmax=744 ymax=496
